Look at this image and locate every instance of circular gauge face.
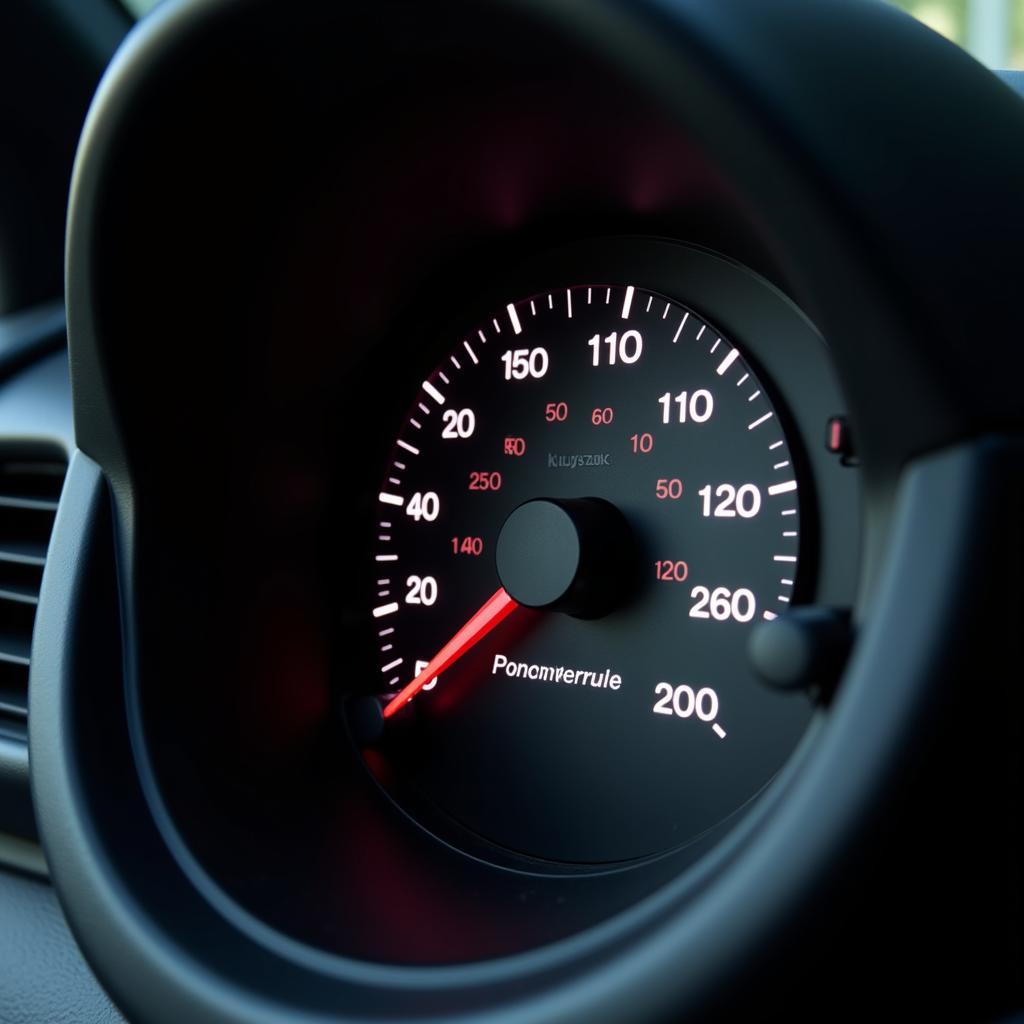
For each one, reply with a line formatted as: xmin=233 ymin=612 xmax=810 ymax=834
xmin=365 ymin=285 xmax=810 ymax=865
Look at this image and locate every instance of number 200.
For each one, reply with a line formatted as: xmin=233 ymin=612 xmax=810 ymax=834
xmin=653 ymin=683 xmax=719 ymax=721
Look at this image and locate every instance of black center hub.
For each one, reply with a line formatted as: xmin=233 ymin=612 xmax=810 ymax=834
xmin=495 ymin=497 xmax=635 ymax=618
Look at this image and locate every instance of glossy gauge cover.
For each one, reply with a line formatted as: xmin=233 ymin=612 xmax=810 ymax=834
xmin=364 ymin=283 xmax=812 ymax=864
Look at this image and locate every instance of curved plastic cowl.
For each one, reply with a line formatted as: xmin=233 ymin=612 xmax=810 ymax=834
xmin=30 ymin=443 xmax=1023 ymax=1022
xmin=30 ymin=0 xmax=1024 ymax=1021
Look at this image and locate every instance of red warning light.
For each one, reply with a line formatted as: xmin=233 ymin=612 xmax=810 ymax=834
xmin=826 ymin=416 xmax=852 ymax=457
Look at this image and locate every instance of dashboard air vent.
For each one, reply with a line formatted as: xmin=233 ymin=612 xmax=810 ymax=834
xmin=0 ymin=456 xmax=66 ymax=725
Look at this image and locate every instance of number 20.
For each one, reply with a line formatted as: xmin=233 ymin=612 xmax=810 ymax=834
xmin=441 ymin=408 xmax=475 ymax=438
xmin=405 ymin=575 xmax=438 ymax=606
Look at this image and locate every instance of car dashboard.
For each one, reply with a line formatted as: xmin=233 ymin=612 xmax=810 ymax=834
xmin=0 ymin=1 xmax=1021 ymax=1021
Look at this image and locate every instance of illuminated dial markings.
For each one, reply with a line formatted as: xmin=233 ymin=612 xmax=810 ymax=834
xmin=368 ymin=285 xmax=808 ymax=864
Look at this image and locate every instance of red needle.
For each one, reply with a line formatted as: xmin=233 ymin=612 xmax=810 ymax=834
xmin=382 ymin=587 xmax=519 ymax=719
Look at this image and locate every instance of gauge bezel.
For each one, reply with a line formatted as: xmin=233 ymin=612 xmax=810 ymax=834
xmin=135 ymin=232 xmax=865 ymax=963
xmin=342 ymin=239 xmax=861 ymax=875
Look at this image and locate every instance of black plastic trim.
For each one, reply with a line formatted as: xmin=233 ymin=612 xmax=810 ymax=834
xmin=31 ymin=440 xmax=1022 ymax=1024
xmin=0 ymin=830 xmax=47 ymax=876
xmin=0 ymin=732 xmax=34 ymax=840
xmin=0 ymin=865 xmax=122 ymax=1024
xmin=0 ymin=0 xmax=127 ymax=314
xmin=0 ymin=304 xmax=65 ymax=384
xmin=38 ymin=0 xmax=1024 ymax=1020
xmin=0 ymin=345 xmax=72 ymax=842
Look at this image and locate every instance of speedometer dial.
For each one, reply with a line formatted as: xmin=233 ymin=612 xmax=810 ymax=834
xmin=367 ymin=284 xmax=809 ymax=865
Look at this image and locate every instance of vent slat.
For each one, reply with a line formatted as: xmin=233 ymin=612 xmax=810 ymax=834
xmin=0 ymin=699 xmax=27 ymax=721
xmin=0 ymin=496 xmax=60 ymax=513
xmin=0 ymin=463 xmax=65 ymax=501
xmin=0 ymin=540 xmax=49 ymax=566
xmin=0 ymin=456 xmax=67 ymax=723
xmin=0 ymin=635 xmax=31 ymax=665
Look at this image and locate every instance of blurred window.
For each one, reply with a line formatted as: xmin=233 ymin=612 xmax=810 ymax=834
xmin=121 ymin=0 xmax=162 ymax=18
xmin=890 ymin=0 xmax=1023 ymax=69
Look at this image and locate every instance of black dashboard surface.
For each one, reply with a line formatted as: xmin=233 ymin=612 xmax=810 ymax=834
xmin=1 ymin=2 xmax=1022 ymax=1023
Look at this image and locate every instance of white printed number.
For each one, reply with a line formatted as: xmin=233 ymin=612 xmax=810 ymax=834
xmin=414 ymin=659 xmax=439 ymax=691
xmin=405 ymin=575 xmax=438 ymax=606
xmin=659 ymin=389 xmax=713 ymax=424
xmin=588 ymin=330 xmax=643 ymax=366
xmin=653 ymin=683 xmax=720 ymax=721
xmin=405 ymin=491 xmax=440 ymax=522
xmin=441 ymin=408 xmax=476 ymax=439
xmin=689 ymin=586 xmax=756 ymax=622
xmin=698 ymin=483 xmax=762 ymax=518
xmin=501 ymin=347 xmax=549 ymax=380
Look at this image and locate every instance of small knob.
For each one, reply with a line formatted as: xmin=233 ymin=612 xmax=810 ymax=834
xmin=748 ymin=607 xmax=853 ymax=694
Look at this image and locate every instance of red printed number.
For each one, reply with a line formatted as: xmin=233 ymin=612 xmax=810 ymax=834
xmin=655 ymin=560 xmax=689 ymax=582
xmin=655 ymin=478 xmax=683 ymax=500
xmin=469 ymin=471 xmax=502 ymax=491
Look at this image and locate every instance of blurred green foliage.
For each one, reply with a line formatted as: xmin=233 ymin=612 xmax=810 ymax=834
xmin=890 ymin=0 xmax=1023 ymax=69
